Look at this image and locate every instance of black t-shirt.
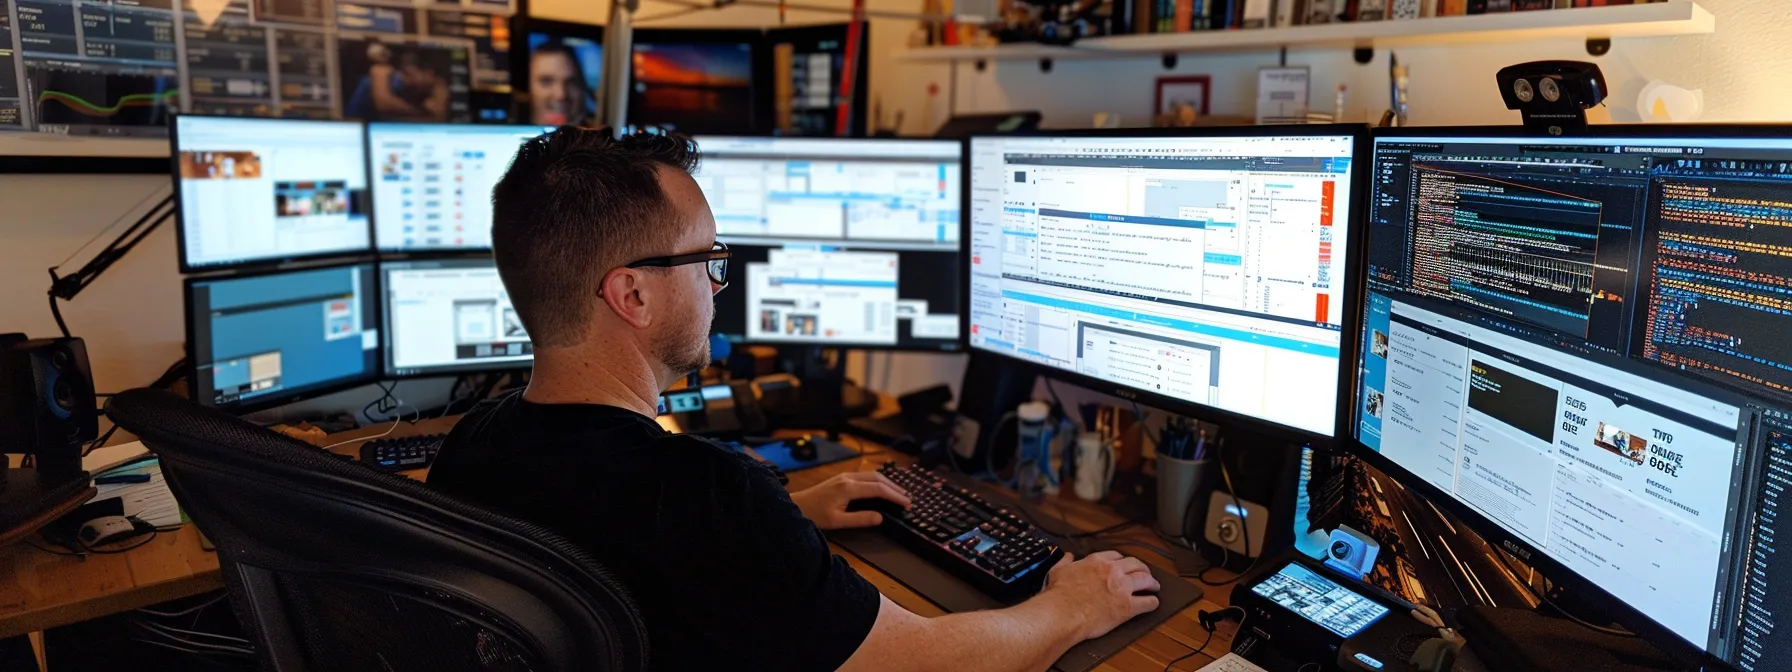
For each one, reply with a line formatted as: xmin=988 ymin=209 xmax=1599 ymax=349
xmin=428 ymin=391 xmax=880 ymax=671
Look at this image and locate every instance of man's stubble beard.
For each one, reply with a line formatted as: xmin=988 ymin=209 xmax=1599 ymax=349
xmin=653 ymin=304 xmax=713 ymax=379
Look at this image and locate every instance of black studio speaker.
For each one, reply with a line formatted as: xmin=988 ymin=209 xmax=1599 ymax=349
xmin=0 ymin=334 xmax=98 ymax=475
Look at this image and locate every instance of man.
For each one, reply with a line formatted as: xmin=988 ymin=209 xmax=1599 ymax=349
xmin=528 ymin=41 xmax=591 ymax=126
xmin=429 ymin=128 xmax=1161 ymax=671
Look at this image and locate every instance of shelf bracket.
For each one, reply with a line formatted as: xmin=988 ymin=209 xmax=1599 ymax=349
xmin=1162 ymin=53 xmax=1179 ymax=70
xmin=1039 ymin=57 xmax=1054 ymax=73
xmin=1585 ymin=37 xmax=1611 ymax=57
xmin=974 ymin=58 xmax=988 ymax=72
xmin=1353 ymin=46 xmax=1374 ymax=64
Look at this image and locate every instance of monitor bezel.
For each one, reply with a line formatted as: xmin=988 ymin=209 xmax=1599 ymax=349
xmin=378 ymin=253 xmax=538 ymax=378
xmin=698 ymin=134 xmax=968 ymax=353
xmin=960 ymin=124 xmax=1373 ymax=447
xmin=183 ymin=259 xmax=384 ymax=415
xmin=170 ymin=114 xmax=377 ymax=274
xmin=1344 ymin=123 xmax=1792 ymax=671
xmin=364 ymin=120 xmax=556 ymax=254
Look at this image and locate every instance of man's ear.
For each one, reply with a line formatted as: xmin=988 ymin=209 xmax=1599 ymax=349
xmin=598 ymin=268 xmax=654 ymax=329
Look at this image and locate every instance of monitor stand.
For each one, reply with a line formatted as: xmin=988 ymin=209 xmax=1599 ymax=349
xmin=1457 ymin=603 xmax=1692 ymax=672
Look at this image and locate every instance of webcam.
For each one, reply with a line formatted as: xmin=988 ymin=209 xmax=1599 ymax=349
xmin=1496 ymin=60 xmax=1607 ymax=136
xmin=1322 ymin=525 xmax=1381 ymax=580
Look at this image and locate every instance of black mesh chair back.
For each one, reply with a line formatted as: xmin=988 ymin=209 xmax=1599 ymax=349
xmin=105 ymin=389 xmax=649 ymax=672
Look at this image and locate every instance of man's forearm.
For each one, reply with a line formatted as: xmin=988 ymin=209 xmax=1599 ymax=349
xmin=907 ymin=593 xmax=1088 ymax=672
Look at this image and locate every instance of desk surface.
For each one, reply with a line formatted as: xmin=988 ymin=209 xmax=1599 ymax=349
xmin=0 ymin=416 xmax=1241 ymax=671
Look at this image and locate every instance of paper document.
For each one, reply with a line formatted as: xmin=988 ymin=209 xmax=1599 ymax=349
xmin=93 ymin=459 xmax=183 ymax=528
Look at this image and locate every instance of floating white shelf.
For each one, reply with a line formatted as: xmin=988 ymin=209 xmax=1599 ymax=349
xmin=893 ymin=42 xmax=1112 ymax=63
xmin=893 ymin=1 xmax=1712 ymax=62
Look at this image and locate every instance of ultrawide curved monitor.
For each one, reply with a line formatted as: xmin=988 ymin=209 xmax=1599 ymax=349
xmin=1353 ymin=127 xmax=1792 ymax=670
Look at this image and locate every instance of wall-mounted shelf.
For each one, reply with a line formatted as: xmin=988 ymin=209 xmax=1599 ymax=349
xmin=893 ymin=1 xmax=1712 ymax=62
xmin=892 ymin=43 xmax=1112 ymax=63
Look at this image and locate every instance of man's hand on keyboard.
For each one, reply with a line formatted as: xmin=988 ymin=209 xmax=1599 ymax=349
xmin=1039 ymin=550 xmax=1162 ymax=640
xmin=792 ymin=472 xmax=913 ymax=530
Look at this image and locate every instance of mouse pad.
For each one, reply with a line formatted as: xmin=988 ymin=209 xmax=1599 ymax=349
xmin=755 ymin=438 xmax=860 ymax=473
xmin=828 ymin=473 xmax=1205 ymax=672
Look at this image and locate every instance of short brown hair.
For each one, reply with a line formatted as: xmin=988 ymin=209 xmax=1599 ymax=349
xmin=491 ymin=127 xmax=699 ymax=347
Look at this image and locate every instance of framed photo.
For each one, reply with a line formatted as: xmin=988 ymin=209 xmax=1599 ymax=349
xmin=1155 ymin=75 xmax=1211 ymax=116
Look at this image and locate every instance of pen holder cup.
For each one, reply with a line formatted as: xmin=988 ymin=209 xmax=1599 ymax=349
xmin=1156 ymin=456 xmax=1214 ymax=540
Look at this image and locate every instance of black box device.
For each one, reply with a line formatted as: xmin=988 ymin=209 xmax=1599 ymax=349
xmin=1233 ymin=553 xmax=1437 ymax=671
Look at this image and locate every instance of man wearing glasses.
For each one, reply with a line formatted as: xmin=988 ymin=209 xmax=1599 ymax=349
xmin=429 ymin=128 xmax=1160 ymax=672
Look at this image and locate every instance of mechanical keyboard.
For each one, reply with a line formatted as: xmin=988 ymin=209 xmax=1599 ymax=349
xmin=359 ymin=433 xmax=445 ymax=472
xmin=850 ymin=463 xmax=1064 ymax=602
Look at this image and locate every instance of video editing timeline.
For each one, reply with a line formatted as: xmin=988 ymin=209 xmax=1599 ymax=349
xmin=181 ymin=0 xmax=273 ymax=117
xmin=188 ymin=263 xmax=380 ymax=409
xmin=382 ymin=258 xmax=530 ymax=377
xmin=17 ymin=0 xmax=180 ymax=134
xmin=368 ymin=123 xmax=551 ymax=251
xmin=1250 ymin=563 xmax=1390 ymax=638
xmin=176 ymin=116 xmax=371 ymax=269
xmin=1355 ymin=134 xmax=1792 ymax=667
xmin=692 ymin=135 xmax=962 ymax=244
xmin=966 ymin=134 xmax=1357 ymax=436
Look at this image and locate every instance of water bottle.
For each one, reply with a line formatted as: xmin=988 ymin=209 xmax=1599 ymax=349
xmin=1015 ymin=401 xmax=1052 ymax=502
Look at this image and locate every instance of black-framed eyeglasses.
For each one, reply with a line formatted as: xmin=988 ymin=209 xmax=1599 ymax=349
xmin=616 ymin=241 xmax=731 ymax=289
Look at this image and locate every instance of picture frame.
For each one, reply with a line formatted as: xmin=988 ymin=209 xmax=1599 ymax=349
xmin=1154 ymin=75 xmax=1212 ymax=117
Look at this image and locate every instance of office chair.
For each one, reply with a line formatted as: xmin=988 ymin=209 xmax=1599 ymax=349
xmin=104 ymin=389 xmax=649 ymax=672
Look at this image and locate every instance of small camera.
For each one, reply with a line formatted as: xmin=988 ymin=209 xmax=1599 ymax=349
xmin=1496 ymin=60 xmax=1607 ymax=136
xmin=1322 ymin=525 xmax=1381 ymax=580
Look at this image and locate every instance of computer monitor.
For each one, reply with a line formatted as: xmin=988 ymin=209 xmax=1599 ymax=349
xmin=367 ymin=122 xmax=554 ymax=252
xmin=966 ymin=128 xmax=1367 ymax=441
xmin=631 ymin=30 xmax=763 ymax=135
xmin=1352 ymin=127 xmax=1792 ymax=668
xmin=185 ymin=262 xmax=381 ymax=412
xmin=381 ymin=257 xmax=532 ymax=377
xmin=694 ymin=135 xmax=963 ymax=351
xmin=173 ymin=116 xmax=372 ymax=272
xmin=520 ymin=20 xmax=603 ymax=126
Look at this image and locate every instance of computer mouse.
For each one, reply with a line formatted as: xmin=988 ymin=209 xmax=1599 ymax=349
xmin=78 ymin=515 xmax=149 ymax=548
xmin=789 ymin=436 xmax=819 ymax=461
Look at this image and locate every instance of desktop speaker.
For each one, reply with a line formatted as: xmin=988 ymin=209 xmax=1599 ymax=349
xmin=1195 ymin=433 xmax=1301 ymax=573
xmin=0 ymin=334 xmax=98 ymax=475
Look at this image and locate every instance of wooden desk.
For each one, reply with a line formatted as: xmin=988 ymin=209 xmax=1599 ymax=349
xmin=0 ymin=417 xmax=1242 ymax=671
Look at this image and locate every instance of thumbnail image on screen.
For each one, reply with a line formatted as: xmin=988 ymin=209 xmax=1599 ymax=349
xmin=368 ymin=123 xmax=552 ymax=251
xmin=695 ymin=136 xmax=963 ymax=350
xmin=524 ymin=33 xmax=600 ymax=126
xmin=175 ymin=116 xmax=372 ymax=270
xmin=382 ymin=258 xmax=532 ymax=377
xmin=1250 ymin=563 xmax=1390 ymax=638
xmin=1353 ymin=132 xmax=1792 ymax=668
xmin=967 ymin=133 xmax=1359 ymax=437
xmin=187 ymin=263 xmax=380 ymax=411
xmin=337 ymin=35 xmax=472 ymax=123
xmin=630 ymin=41 xmax=755 ymax=134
